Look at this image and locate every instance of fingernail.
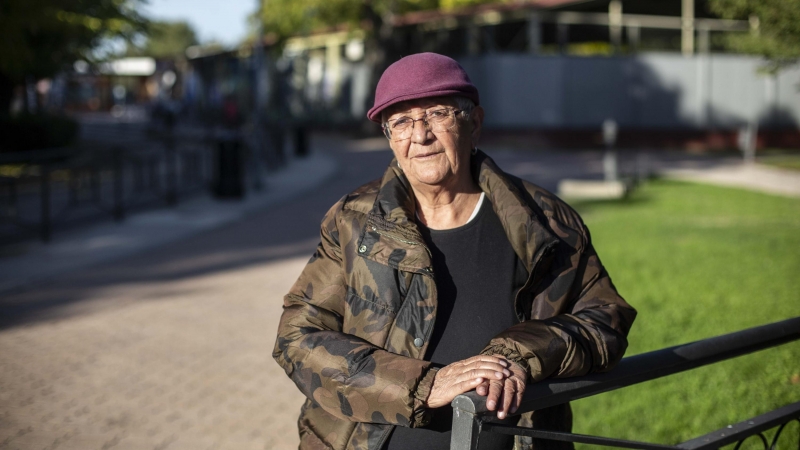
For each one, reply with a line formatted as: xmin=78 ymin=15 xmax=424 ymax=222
xmin=498 ymin=412 xmax=505 ymax=419
xmin=495 ymin=371 xmax=504 ymax=379
xmin=487 ymin=400 xmax=496 ymax=409
xmin=498 ymin=360 xmax=508 ymax=367
xmin=503 ymin=369 xmax=511 ymax=377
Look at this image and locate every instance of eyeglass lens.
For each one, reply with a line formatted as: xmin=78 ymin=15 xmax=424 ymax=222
xmin=386 ymin=109 xmax=460 ymax=140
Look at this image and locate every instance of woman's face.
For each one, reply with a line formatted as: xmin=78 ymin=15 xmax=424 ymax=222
xmin=384 ymin=97 xmax=483 ymax=189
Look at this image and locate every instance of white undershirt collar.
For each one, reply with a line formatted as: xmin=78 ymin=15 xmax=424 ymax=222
xmin=415 ymin=192 xmax=485 ymax=225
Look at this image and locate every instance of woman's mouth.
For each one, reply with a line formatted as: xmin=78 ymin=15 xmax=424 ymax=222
xmin=413 ymin=151 xmax=442 ymax=160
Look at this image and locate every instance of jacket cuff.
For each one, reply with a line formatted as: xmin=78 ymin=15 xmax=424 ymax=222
xmin=480 ymin=345 xmax=531 ymax=373
xmin=410 ymin=366 xmax=440 ymax=428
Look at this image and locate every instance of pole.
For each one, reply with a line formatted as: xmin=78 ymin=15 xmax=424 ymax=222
xmin=609 ymin=0 xmax=623 ymax=54
xmin=682 ymin=0 xmax=695 ymax=56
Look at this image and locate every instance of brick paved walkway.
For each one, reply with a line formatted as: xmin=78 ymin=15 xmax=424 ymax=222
xmin=1 ymin=257 xmax=308 ymax=450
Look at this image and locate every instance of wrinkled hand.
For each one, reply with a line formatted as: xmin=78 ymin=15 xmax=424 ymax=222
xmin=476 ymin=356 xmax=527 ymax=419
xmin=425 ymin=355 xmax=510 ymax=409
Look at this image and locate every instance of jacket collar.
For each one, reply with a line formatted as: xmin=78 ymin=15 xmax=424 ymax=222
xmin=362 ymin=149 xmax=558 ymax=273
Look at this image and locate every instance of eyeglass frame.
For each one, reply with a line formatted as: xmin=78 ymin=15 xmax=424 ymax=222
xmin=381 ymin=107 xmax=471 ymax=141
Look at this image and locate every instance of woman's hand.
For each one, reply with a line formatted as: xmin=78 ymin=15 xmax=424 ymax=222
xmin=476 ymin=356 xmax=527 ymax=419
xmin=425 ymin=355 xmax=510 ymax=409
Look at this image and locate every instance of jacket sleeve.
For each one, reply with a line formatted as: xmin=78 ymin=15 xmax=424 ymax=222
xmin=272 ymin=200 xmax=438 ymax=427
xmin=482 ymin=223 xmax=637 ymax=382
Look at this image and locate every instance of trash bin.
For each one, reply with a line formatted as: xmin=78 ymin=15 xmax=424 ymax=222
xmin=294 ymin=126 xmax=308 ymax=158
xmin=213 ymin=135 xmax=244 ymax=198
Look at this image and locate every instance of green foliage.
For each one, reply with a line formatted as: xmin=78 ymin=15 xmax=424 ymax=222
xmin=709 ymin=0 xmax=800 ymax=70
xmin=0 ymin=114 xmax=79 ymax=152
xmin=259 ymin=0 xmax=503 ymax=42
xmin=0 ymin=0 xmax=146 ymax=82
xmin=128 ymin=20 xmax=199 ymax=59
xmin=568 ymin=180 xmax=800 ymax=447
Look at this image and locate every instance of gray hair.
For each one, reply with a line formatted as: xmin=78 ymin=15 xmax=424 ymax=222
xmin=453 ymin=96 xmax=475 ymax=115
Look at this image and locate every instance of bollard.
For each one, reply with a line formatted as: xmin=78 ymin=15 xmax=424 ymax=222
xmin=602 ymin=119 xmax=618 ymax=182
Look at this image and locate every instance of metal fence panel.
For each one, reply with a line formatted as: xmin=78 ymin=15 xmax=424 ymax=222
xmin=455 ymin=53 xmax=800 ymax=130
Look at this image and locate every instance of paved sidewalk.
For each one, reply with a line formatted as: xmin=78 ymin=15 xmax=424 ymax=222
xmin=663 ymin=161 xmax=800 ymax=198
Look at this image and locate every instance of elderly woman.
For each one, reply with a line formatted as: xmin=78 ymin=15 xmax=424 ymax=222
xmin=273 ymin=53 xmax=636 ymax=450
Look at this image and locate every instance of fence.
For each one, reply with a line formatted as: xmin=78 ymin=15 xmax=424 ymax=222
xmin=450 ymin=317 xmax=800 ymax=450
xmin=0 ymin=130 xmax=212 ymax=244
xmin=458 ymin=54 xmax=800 ymax=130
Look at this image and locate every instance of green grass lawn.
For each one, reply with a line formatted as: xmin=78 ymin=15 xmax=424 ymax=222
xmin=567 ymin=179 xmax=800 ymax=449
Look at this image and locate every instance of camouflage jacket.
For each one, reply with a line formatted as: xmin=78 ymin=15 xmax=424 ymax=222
xmin=273 ymin=150 xmax=637 ymax=450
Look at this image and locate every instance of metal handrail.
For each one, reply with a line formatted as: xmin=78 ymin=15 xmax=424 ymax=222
xmin=451 ymin=316 xmax=800 ymax=449
xmin=0 ymin=147 xmax=76 ymax=165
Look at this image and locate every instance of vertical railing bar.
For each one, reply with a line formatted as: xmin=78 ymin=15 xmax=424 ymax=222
xmin=165 ymin=129 xmax=177 ymax=206
xmin=40 ymin=162 xmax=50 ymax=242
xmin=113 ymin=147 xmax=124 ymax=222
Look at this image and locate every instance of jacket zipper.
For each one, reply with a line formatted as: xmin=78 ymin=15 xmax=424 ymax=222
xmin=372 ymin=228 xmax=421 ymax=247
xmin=371 ymin=226 xmax=435 ymax=274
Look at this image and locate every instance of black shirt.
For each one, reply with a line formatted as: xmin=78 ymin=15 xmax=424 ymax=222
xmin=385 ymin=195 xmax=529 ymax=450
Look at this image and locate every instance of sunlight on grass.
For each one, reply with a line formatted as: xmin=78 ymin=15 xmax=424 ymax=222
xmin=568 ymin=179 xmax=800 ymax=448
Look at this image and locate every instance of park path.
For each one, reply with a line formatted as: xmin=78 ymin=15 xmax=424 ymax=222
xmin=2 ymin=135 xmax=799 ymax=450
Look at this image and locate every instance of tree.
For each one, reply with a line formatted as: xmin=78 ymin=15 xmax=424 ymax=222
xmin=0 ymin=0 xmax=146 ymax=114
xmin=128 ymin=20 xmax=199 ymax=59
xmin=709 ymin=0 xmax=800 ymax=71
xmin=260 ymin=0 xmax=505 ymax=41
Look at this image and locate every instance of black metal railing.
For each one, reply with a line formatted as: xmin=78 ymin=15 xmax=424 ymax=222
xmin=0 ymin=131 xmax=212 ymax=243
xmin=450 ymin=317 xmax=800 ymax=450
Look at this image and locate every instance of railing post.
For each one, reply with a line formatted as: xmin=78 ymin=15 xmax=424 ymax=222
xmin=113 ymin=147 xmax=125 ymax=221
xmin=165 ymin=130 xmax=177 ymax=206
xmin=68 ymin=169 xmax=79 ymax=206
xmin=451 ymin=395 xmax=485 ymax=450
xmin=90 ymin=162 xmax=100 ymax=202
xmin=40 ymin=163 xmax=51 ymax=242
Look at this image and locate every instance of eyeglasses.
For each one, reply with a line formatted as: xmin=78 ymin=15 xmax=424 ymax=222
xmin=382 ymin=108 xmax=469 ymax=141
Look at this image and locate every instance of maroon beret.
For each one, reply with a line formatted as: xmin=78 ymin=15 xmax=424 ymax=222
xmin=367 ymin=52 xmax=480 ymax=123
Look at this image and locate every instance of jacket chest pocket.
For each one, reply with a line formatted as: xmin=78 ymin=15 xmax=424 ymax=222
xmin=342 ymin=261 xmax=411 ymax=347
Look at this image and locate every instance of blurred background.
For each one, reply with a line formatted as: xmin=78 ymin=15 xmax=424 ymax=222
xmin=0 ymin=0 xmax=798 ymax=449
